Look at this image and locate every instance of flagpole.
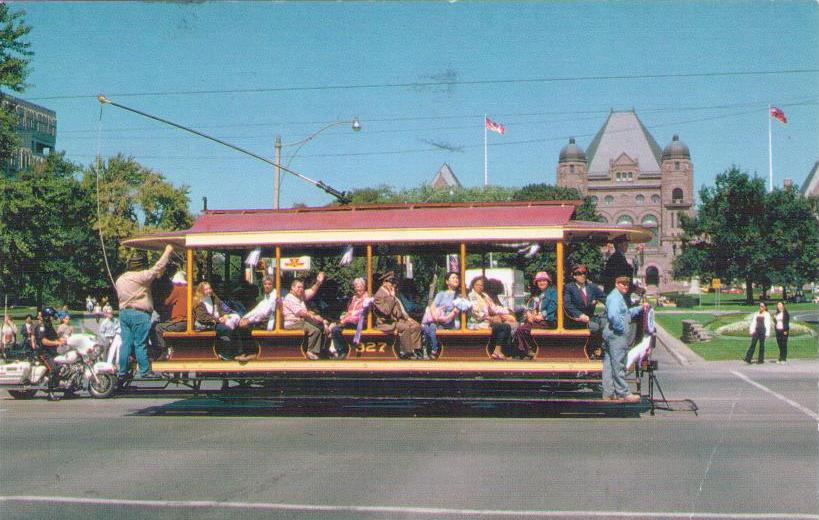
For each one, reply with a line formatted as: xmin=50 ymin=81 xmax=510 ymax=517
xmin=484 ymin=114 xmax=488 ymax=186
xmin=768 ymin=103 xmax=773 ymax=192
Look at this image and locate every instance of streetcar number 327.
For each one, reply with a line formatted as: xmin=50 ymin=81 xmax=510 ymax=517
xmin=355 ymin=342 xmax=388 ymax=353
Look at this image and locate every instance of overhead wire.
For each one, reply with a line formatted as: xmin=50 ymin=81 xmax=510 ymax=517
xmin=26 ymin=67 xmax=819 ymax=101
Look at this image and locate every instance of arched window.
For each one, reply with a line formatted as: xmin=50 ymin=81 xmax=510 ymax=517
xmin=598 ymin=214 xmax=608 ymax=223
xmin=616 ymin=214 xmax=634 ymax=225
xmin=636 ymin=194 xmax=645 ymax=204
xmin=672 ymin=188 xmax=684 ymax=202
xmin=645 ymin=266 xmax=660 ymax=286
xmin=590 ymin=195 xmax=598 ymax=204
xmin=569 ymin=164 xmax=575 ymax=173
xmin=604 ymin=195 xmax=614 ymax=205
xmin=642 ymin=214 xmax=659 ymax=247
xmin=651 ymin=194 xmax=661 ymax=204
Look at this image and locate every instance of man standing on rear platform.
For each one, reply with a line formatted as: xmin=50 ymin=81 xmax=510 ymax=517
xmin=373 ymin=271 xmax=423 ymax=359
xmin=115 ymin=245 xmax=173 ymax=381
xmin=602 ymin=276 xmax=643 ymax=403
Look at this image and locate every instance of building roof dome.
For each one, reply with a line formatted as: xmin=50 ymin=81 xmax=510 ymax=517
xmin=559 ymin=137 xmax=587 ymax=163
xmin=662 ymin=134 xmax=690 ymax=160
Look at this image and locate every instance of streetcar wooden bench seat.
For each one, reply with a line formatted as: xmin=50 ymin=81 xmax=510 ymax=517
xmin=162 ymin=330 xmax=216 ymax=338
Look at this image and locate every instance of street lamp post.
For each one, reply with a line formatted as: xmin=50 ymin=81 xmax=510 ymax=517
xmin=273 ymin=118 xmax=361 ymax=209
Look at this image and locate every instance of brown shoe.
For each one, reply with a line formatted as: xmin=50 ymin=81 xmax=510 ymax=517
xmin=623 ymin=394 xmax=641 ymax=403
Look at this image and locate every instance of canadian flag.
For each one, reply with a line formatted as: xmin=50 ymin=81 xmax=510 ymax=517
xmin=770 ymin=106 xmax=788 ymax=124
xmin=485 ymin=117 xmax=505 ymax=135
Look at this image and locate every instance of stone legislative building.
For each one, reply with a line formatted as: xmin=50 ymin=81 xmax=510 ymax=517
xmin=557 ymin=110 xmax=693 ymax=292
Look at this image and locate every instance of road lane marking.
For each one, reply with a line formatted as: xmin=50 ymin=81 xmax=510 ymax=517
xmin=1 ymin=496 xmax=817 ymax=519
xmin=730 ymin=370 xmax=818 ymax=421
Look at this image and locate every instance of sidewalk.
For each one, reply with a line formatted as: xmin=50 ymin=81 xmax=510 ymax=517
xmin=654 ymin=322 xmax=704 ymax=366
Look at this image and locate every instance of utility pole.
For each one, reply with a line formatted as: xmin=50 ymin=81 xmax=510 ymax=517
xmin=274 ymin=135 xmax=282 ymax=210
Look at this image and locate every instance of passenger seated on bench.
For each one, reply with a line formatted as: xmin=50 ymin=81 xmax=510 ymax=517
xmin=563 ymin=263 xmax=605 ymax=330
xmin=421 ymin=271 xmax=464 ymax=358
xmin=239 ymin=275 xmax=278 ymax=331
xmin=373 ymin=271 xmax=423 ymax=360
xmin=468 ymin=275 xmax=515 ymax=360
xmin=192 ymin=281 xmax=251 ymax=362
xmin=155 ymin=269 xmax=188 ymax=359
xmin=282 ymin=273 xmax=333 ymax=360
xmin=329 ymin=277 xmax=370 ymax=358
xmin=511 ymin=271 xmax=556 ymax=359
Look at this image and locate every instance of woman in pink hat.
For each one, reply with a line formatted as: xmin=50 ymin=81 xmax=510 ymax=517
xmin=512 ymin=271 xmax=557 ymax=359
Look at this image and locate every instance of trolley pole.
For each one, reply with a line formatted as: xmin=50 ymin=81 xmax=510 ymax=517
xmin=274 ymin=135 xmax=282 ymax=210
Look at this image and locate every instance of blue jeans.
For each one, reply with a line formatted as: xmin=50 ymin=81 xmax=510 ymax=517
xmin=119 ymin=308 xmax=152 ymax=377
xmin=602 ymin=330 xmax=630 ymax=398
xmin=422 ymin=324 xmax=439 ymax=354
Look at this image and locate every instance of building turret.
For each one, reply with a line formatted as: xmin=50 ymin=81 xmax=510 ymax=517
xmin=661 ymin=134 xmax=690 ymax=161
xmin=556 ymin=138 xmax=587 ymax=193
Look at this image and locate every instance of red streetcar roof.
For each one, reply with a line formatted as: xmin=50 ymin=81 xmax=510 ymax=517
xmin=188 ymin=200 xmax=580 ymax=234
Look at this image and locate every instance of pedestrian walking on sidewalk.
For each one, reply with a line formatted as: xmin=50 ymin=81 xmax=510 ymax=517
xmin=743 ymin=302 xmax=771 ymax=364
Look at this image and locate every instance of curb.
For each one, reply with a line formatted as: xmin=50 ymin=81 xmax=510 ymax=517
xmin=654 ymin=323 xmax=705 ymax=366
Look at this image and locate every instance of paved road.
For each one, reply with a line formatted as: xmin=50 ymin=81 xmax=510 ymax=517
xmin=1 ymin=346 xmax=816 ymax=520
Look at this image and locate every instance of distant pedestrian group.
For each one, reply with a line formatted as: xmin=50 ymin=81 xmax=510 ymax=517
xmin=743 ymin=301 xmax=789 ymax=365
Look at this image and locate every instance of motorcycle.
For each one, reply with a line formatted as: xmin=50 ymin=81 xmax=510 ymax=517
xmin=0 ymin=333 xmax=117 ymax=400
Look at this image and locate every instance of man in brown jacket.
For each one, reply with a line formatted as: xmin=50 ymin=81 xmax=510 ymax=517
xmin=373 ymin=271 xmax=422 ymax=359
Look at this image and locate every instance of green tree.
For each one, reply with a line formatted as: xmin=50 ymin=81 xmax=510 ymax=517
xmin=673 ymin=167 xmax=770 ymax=304
xmin=764 ymin=185 xmax=819 ymax=298
xmin=82 ymin=154 xmax=194 ymax=287
xmin=0 ymin=153 xmax=193 ymax=308
xmin=0 ymin=153 xmax=99 ymax=306
xmin=0 ymin=4 xmax=32 ymax=167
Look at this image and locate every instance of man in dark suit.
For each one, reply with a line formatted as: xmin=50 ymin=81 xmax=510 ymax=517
xmin=602 ymin=235 xmax=635 ymax=295
xmin=563 ymin=264 xmax=606 ymax=329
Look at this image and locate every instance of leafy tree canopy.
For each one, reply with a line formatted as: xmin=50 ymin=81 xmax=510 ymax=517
xmin=674 ymin=166 xmax=818 ymax=303
xmin=0 ymin=4 xmax=32 ymax=165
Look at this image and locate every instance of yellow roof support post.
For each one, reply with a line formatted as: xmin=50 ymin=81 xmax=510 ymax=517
xmin=556 ymin=240 xmax=565 ymax=331
xmin=367 ymin=244 xmax=373 ymax=330
xmin=460 ymin=242 xmax=467 ymax=331
xmin=186 ymin=248 xmax=193 ymax=333
xmin=275 ymin=246 xmax=282 ymax=332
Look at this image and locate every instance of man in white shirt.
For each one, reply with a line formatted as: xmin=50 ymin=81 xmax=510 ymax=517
xmin=239 ymin=276 xmax=278 ymax=331
xmin=281 ymin=273 xmax=330 ymax=360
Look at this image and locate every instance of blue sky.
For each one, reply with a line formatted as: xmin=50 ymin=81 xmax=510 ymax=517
xmin=16 ymin=1 xmax=819 ymax=211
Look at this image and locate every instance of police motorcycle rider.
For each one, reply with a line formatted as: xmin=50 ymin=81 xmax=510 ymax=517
xmin=34 ymin=306 xmax=69 ymax=399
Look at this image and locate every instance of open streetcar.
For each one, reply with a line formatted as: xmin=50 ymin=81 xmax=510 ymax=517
xmin=123 ymin=199 xmax=657 ymax=411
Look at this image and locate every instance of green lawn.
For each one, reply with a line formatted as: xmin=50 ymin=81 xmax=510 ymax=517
xmin=663 ymin=291 xmax=818 ymax=313
xmin=655 ymin=311 xmax=818 ymax=361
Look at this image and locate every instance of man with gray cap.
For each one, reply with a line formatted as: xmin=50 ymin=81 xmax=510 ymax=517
xmin=115 ymin=245 xmax=173 ymax=380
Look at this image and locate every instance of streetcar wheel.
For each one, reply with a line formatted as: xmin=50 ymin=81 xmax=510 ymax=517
xmin=89 ymin=374 xmax=115 ymax=399
xmin=7 ymin=389 xmax=37 ymax=399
